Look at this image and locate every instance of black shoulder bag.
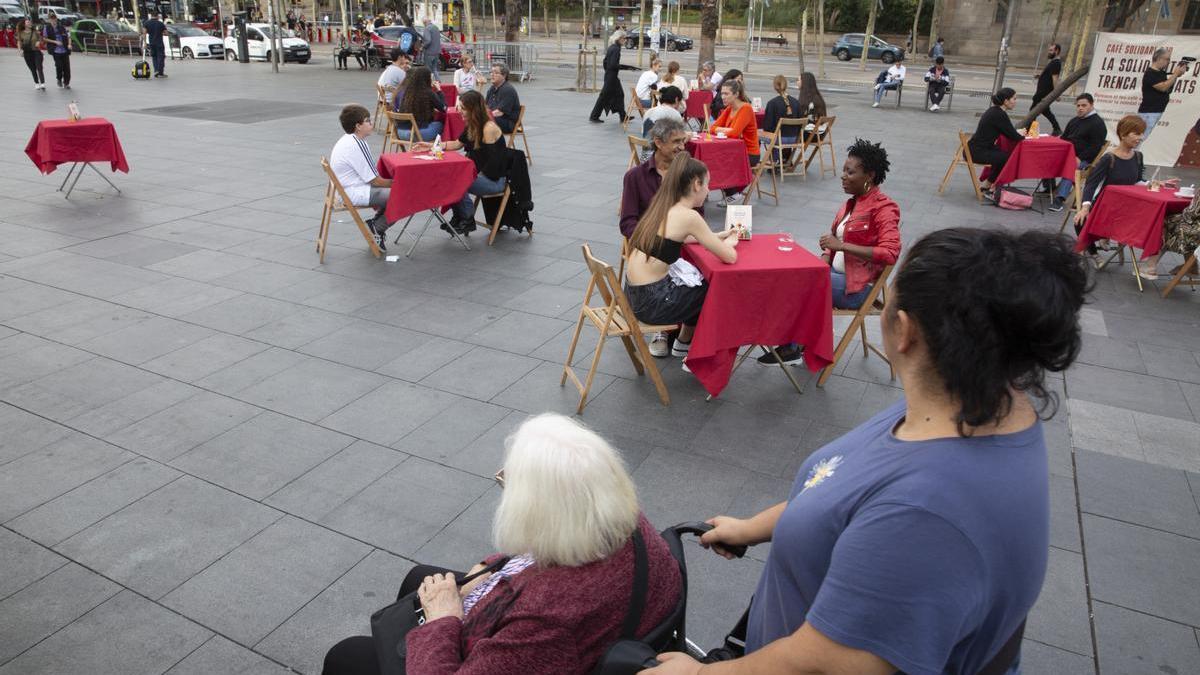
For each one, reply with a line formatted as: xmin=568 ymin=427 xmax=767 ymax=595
xmin=591 ymin=529 xmax=660 ymax=675
xmin=369 ymin=556 xmax=510 ymax=675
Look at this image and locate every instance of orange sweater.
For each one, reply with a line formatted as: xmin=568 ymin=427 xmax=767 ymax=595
xmin=715 ymin=103 xmax=759 ymax=157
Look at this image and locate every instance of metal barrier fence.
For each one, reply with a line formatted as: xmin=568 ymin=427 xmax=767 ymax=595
xmin=70 ymin=36 xmax=145 ymax=58
xmin=472 ymin=40 xmax=537 ymax=81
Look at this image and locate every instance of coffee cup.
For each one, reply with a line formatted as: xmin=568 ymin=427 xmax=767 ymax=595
xmin=716 ymin=132 xmax=727 ymax=138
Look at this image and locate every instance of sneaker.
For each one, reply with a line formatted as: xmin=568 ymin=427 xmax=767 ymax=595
xmin=367 ymin=215 xmax=387 ymax=252
xmin=671 ymin=339 xmax=691 ymax=357
xmin=38 ymin=83 xmax=45 ymax=90
xmin=929 ymin=103 xmax=940 ymax=112
xmin=716 ymin=193 xmax=741 ymax=208
xmin=1048 ymin=198 xmax=1065 ymax=212
xmin=872 ymin=101 xmax=880 ymax=108
xmin=681 ymin=359 xmax=691 ymax=373
xmin=756 ymin=344 xmax=805 ymax=366
xmin=63 ymin=84 xmax=70 ymax=90
xmin=648 ymin=332 xmax=669 ymax=358
xmin=588 ymin=117 xmax=603 ymax=124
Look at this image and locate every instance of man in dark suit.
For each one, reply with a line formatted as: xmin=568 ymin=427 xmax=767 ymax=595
xmin=1050 ymin=93 xmax=1109 ymax=212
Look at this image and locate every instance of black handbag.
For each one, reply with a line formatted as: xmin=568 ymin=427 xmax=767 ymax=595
xmin=369 ymin=556 xmax=510 ymax=675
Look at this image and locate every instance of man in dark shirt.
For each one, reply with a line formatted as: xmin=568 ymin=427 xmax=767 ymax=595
xmin=1031 ymin=43 xmax=1062 ymax=135
xmin=486 ymin=62 xmax=521 ymax=133
xmin=1139 ymin=48 xmax=1190 ymax=142
xmin=1050 ymin=93 xmax=1108 ymax=212
xmin=142 ymin=11 xmax=168 ymax=78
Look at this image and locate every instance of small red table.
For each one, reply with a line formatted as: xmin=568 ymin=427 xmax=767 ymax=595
xmin=1075 ymin=184 xmax=1191 ymax=259
xmin=682 ymin=235 xmax=835 ymax=397
xmin=439 ymin=82 xmax=458 ymax=108
xmin=685 ymin=90 xmax=713 ymax=122
xmin=25 ymin=117 xmax=129 ymax=199
xmin=686 ymin=136 xmax=751 ymax=191
xmin=989 ymin=136 xmax=1077 ymax=188
xmin=754 ymin=108 xmax=766 ymax=130
xmin=440 ymin=109 xmax=466 ymax=142
xmin=377 ymin=151 xmax=476 ymax=254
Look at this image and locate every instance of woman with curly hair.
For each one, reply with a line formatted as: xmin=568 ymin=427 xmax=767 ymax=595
xmin=392 ymin=65 xmax=446 ymax=141
xmin=760 ymin=138 xmax=901 ymax=365
xmin=650 ymin=227 xmax=1090 ymax=675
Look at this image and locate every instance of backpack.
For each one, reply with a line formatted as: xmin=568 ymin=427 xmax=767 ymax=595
xmin=132 ymin=60 xmax=151 ymax=79
xmin=397 ymin=30 xmax=413 ymax=53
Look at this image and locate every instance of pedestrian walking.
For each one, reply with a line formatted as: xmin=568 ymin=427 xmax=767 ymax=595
xmin=17 ymin=18 xmax=46 ymax=91
xmin=589 ymin=30 xmax=628 ymax=124
xmin=1031 ymin=44 xmax=1063 ymax=135
xmin=41 ymin=13 xmax=71 ymax=89
xmin=1139 ymin=48 xmax=1189 ymax=143
xmin=422 ymin=15 xmax=441 ymax=75
xmin=929 ymin=37 xmax=944 ymax=59
xmin=142 ymin=11 xmax=168 ymax=78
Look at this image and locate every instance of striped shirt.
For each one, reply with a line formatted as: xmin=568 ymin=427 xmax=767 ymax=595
xmin=329 ymin=133 xmax=378 ymax=206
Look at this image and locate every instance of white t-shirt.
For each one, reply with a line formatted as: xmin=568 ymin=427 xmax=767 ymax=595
xmin=710 ymin=71 xmax=724 ymax=89
xmin=660 ymin=75 xmax=690 ymax=99
xmin=636 ymin=70 xmax=660 ymax=100
xmin=378 ymin=64 xmax=406 ymax=90
xmin=832 ymin=213 xmax=851 ymax=273
xmin=644 ymin=103 xmax=683 ymax=127
xmin=454 ymin=66 xmax=480 ymax=92
xmin=330 ymin=133 xmax=378 ymax=206
xmin=885 ymin=64 xmax=906 ymax=82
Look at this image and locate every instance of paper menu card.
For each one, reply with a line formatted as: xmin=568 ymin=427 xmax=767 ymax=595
xmin=725 ymin=205 xmax=752 ymax=240
xmin=752 ymin=97 xmax=763 ymax=111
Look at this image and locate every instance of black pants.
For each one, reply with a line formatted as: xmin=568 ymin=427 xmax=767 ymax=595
xmin=51 ymin=52 xmax=70 ymax=86
xmin=1030 ymin=92 xmax=1060 ymax=132
xmin=927 ymin=81 xmax=947 ymax=105
xmin=970 ymin=145 xmax=1010 ymax=182
xmin=322 ymin=564 xmax=458 ymax=675
xmin=723 ymin=154 xmax=760 ymax=197
xmin=23 ymin=50 xmax=45 ymax=84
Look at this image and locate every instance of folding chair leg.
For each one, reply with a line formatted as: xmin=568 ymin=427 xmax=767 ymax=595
xmin=1161 ymin=254 xmax=1199 ymax=298
xmin=520 ymin=132 xmax=532 ymax=165
xmin=632 ymin=333 xmax=670 ymax=406
xmin=560 ymin=304 xmax=590 ymax=387
xmin=576 ymin=331 xmax=610 ymax=414
xmin=817 ymin=314 xmax=866 ymax=387
xmin=620 ymin=334 xmax=645 ymax=375
xmin=937 ymin=156 xmax=960 ymax=194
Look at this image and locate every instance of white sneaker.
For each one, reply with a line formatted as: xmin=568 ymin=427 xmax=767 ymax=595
xmin=648 ymin=332 xmax=669 ymax=357
xmin=716 ymin=193 xmax=741 ymax=208
xmin=929 ymin=103 xmax=940 ymax=112
xmin=872 ymin=101 xmax=880 ymax=108
xmin=681 ymin=359 xmax=691 ymax=373
xmin=671 ymin=339 xmax=691 ymax=357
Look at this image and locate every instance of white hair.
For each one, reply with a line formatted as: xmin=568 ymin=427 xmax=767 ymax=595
xmin=609 ymin=29 xmax=626 ymax=46
xmin=493 ymin=414 xmax=639 ymax=568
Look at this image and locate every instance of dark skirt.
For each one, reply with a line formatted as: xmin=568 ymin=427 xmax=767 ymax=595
xmin=595 ymin=71 xmax=625 ymax=116
xmin=625 ymin=275 xmax=708 ymax=327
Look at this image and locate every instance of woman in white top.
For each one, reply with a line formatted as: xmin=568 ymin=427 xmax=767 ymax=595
xmin=453 ymin=51 xmax=484 ymax=94
xmin=636 ymin=57 xmax=663 ymax=108
xmin=660 ymin=61 xmax=690 ymax=99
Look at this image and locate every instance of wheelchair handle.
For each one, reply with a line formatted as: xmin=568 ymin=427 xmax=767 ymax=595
xmin=669 ymin=522 xmax=747 ymax=559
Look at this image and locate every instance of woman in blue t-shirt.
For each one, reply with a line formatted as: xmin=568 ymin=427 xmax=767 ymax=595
xmin=646 ymin=228 xmax=1089 ymax=675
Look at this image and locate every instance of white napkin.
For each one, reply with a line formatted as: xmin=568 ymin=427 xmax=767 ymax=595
xmin=668 ymin=259 xmax=704 ymax=287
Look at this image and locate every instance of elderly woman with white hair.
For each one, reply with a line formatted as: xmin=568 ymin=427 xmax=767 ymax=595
xmin=322 ymin=413 xmax=682 ymax=675
xmin=590 ymin=29 xmax=630 ymax=124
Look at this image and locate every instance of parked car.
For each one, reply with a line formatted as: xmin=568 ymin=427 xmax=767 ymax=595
xmin=831 ymin=33 xmax=905 ymax=63
xmin=37 ymin=5 xmax=80 ymax=25
xmin=165 ymin=23 xmax=223 ymax=58
xmin=0 ymin=3 xmax=28 ymax=28
xmin=623 ymin=28 xmax=693 ymax=51
xmin=372 ymin=25 xmax=462 ymax=70
xmin=70 ymin=18 xmax=142 ymax=53
xmin=224 ymin=23 xmax=310 ymax=63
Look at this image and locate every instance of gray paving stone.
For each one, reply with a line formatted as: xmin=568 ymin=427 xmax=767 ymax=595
xmin=54 ymin=477 xmax=281 ymax=599
xmin=1019 ymin=640 xmax=1094 ymax=674
xmin=414 ymin=487 xmax=502 ymax=569
xmin=180 ymin=293 xmax=304 ymax=335
xmin=0 ymin=402 xmax=72 ymax=466
xmin=0 ymin=528 xmax=67 ymax=601
xmin=172 ymin=411 xmax=354 ymax=499
xmin=234 ymin=357 xmax=387 ymax=423
xmin=1136 ymin=412 xmax=1200 ymax=474
xmin=1048 ymin=473 xmax=1082 ymax=553
xmin=265 ymin=441 xmax=408 ymax=522
xmin=318 ymin=380 xmax=461 ymax=447
xmin=390 ymin=397 xmax=513 ymax=463
xmin=194 ymin=346 xmax=310 ymax=395
xmin=146 ymin=249 xmax=261 ymax=281
xmin=1077 ymin=335 xmax=1147 ymax=374
xmin=0 ymin=434 xmax=132 ymax=522
xmin=108 ymin=277 xmax=244 ymax=318
xmin=1076 ymin=449 xmax=1200 ymax=539
xmin=1025 ymin=546 xmax=1093 ymax=656
xmin=491 ymin=360 xmax=617 ymax=416
xmin=162 ymin=516 xmax=369 ymax=644
xmin=633 ymin=448 xmax=754 ymax=530
xmin=140 ymin=333 xmax=271 ymax=383
xmin=1067 ymin=362 xmax=1196 ymax=422
xmin=256 ymin=549 xmax=413 ymax=675
xmin=1138 ymin=342 xmax=1200 ymax=385
xmin=164 ymin=636 xmax=291 ymax=675
xmin=690 ymin=400 xmax=811 ymax=476
xmin=1082 ymin=514 xmax=1200 ymax=628
xmin=0 ymin=590 xmax=211 ymax=675
xmin=241 ymin=306 xmax=352 ymax=349
xmin=1093 ymin=601 xmax=1200 ymax=675
xmin=5 ymin=356 xmax=167 ymax=424
xmin=7 ymin=458 xmax=181 ymax=547
xmin=106 ymin=391 xmax=262 ymax=462
xmin=464 ymin=310 xmax=575 ymax=354
xmin=387 ymin=296 xmax=507 ymax=338
xmin=0 ymin=334 xmax=94 ymax=390
xmin=1067 ymin=399 xmax=1145 ymax=461
xmin=374 ymin=335 xmax=477 ymax=382
xmin=420 ymin=345 xmax=541 ymax=401
xmin=66 ymin=379 xmax=199 ymax=437
xmin=6 ymin=297 xmax=154 ymax=346
xmin=0 ymin=562 xmax=121 ymax=663
xmin=297 ymin=320 xmax=431 ymax=371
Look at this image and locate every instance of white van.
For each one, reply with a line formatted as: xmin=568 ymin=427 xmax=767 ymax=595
xmin=223 ymin=23 xmax=310 ymax=63
xmin=37 ymin=5 xmax=80 ymax=24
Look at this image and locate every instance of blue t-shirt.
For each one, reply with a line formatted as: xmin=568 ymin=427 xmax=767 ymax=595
xmin=746 ymin=399 xmax=1048 ymax=675
xmin=144 ymin=19 xmax=166 ymax=42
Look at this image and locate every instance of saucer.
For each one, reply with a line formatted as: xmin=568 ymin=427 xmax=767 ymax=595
xmin=1175 ymin=191 xmax=1196 ymax=199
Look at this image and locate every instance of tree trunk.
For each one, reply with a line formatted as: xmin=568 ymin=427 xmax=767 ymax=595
xmin=543 ymin=2 xmax=548 ymax=37
xmin=556 ymin=7 xmax=561 ymax=52
xmin=505 ymin=0 xmax=518 ymax=41
xmin=798 ymin=5 xmax=807 ymax=74
xmin=717 ymin=0 xmax=723 ymax=45
xmin=1105 ymin=0 xmax=1149 ymax=31
xmin=1074 ymin=0 xmax=1101 ymax=73
xmin=817 ymin=0 xmax=825 ymax=76
xmin=464 ymin=0 xmax=474 ymax=40
xmin=860 ymin=0 xmax=878 ymax=71
xmin=699 ymin=0 xmax=717 ymax=68
xmin=1019 ymin=63 xmax=1090 ymax=127
xmin=1049 ymin=0 xmax=1065 ymax=44
xmin=927 ymin=0 xmax=940 ymax=54
xmin=910 ymin=0 xmax=923 ymax=56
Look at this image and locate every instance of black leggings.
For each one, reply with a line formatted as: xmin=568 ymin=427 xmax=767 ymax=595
xmin=322 ymin=564 xmax=459 ymax=675
xmin=23 ymin=50 xmax=45 ymax=84
xmin=336 ymin=49 xmax=349 ymax=68
xmin=51 ymin=52 xmax=70 ymax=86
xmin=970 ymin=145 xmax=1010 ymax=182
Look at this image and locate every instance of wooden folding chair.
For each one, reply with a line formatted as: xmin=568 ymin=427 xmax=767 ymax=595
xmin=562 ymin=244 xmax=677 ymax=413
xmin=802 ymin=116 xmax=838 ymax=179
xmin=374 ymin=84 xmax=391 ymax=130
xmin=505 ymin=105 xmax=532 ymax=164
xmin=624 ymin=86 xmax=650 ymax=132
xmin=817 ymin=264 xmax=895 ymax=387
xmin=382 ymin=112 xmax=422 ymax=154
xmin=937 ymin=130 xmax=985 ymax=203
xmin=627 ymin=134 xmax=651 ymax=169
xmin=470 ymin=185 xmax=525 ymax=246
xmin=1059 ymin=142 xmax=1110 ymax=234
xmin=775 ymin=118 xmax=809 ymax=182
xmin=617 ymin=236 xmax=632 ymax=285
xmin=744 ymin=130 xmax=779 ymax=206
xmin=1162 ymin=251 xmax=1200 ymax=298
xmin=317 ymin=157 xmax=383 ymax=263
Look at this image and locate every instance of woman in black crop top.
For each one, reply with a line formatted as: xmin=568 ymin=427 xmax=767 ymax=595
xmin=968 ymin=88 xmax=1026 ymax=194
xmin=625 ymin=154 xmax=741 ymax=362
xmin=414 ymin=90 xmax=508 ymax=234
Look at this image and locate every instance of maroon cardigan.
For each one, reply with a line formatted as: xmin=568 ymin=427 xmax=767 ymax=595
xmin=405 ymin=514 xmax=682 ymax=674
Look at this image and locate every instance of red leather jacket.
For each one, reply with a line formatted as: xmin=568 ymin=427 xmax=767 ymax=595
xmin=829 ymin=187 xmax=901 ymax=294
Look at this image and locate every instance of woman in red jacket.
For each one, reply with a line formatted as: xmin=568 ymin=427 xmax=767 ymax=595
xmin=764 ymin=138 xmax=901 ymax=365
xmin=322 ymin=413 xmax=682 ymax=675
xmin=710 ymin=79 xmax=759 ymax=207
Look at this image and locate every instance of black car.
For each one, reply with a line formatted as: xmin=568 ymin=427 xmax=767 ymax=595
xmin=623 ymin=28 xmax=693 ymax=52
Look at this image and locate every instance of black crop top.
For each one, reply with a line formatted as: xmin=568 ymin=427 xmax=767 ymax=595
xmin=636 ymin=236 xmax=684 ymax=264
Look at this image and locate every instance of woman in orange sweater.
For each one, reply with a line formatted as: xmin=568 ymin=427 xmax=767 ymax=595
xmin=711 ymin=79 xmax=759 ymax=206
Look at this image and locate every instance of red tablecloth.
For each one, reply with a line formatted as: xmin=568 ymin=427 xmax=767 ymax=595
xmin=686 ymin=136 xmax=751 ymax=190
xmin=440 ymin=109 xmax=466 ymax=141
xmin=754 ymin=109 xmax=766 ymax=130
xmin=685 ymin=90 xmax=713 ymax=121
xmin=376 ymin=152 xmax=476 ymax=223
xmin=1075 ymin=184 xmax=1192 ymax=258
xmin=24 ymin=118 xmax=130 ymax=175
xmin=682 ymin=235 xmax=834 ymax=397
xmin=439 ymin=82 xmax=458 ymax=108
xmin=990 ymin=136 xmax=1077 ymax=188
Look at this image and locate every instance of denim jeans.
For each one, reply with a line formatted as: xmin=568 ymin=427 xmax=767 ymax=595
xmin=394 ymin=121 xmax=444 ymax=142
xmin=831 ymin=269 xmax=872 ymax=309
xmin=1056 ymin=158 xmax=1090 ymax=201
xmin=1139 ymin=112 xmax=1162 ymax=144
xmin=452 ymin=175 xmax=507 ymax=220
xmin=873 ymin=81 xmax=900 ymax=103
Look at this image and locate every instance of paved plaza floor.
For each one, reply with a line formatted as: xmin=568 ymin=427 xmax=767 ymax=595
xmin=1 ymin=50 xmax=1199 ymax=675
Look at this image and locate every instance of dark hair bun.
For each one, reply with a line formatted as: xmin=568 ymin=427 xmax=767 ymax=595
xmin=992 ymin=87 xmax=1017 ymax=106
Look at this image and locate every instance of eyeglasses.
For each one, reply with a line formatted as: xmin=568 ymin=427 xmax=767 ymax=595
xmin=493 ymin=469 xmax=505 ymax=488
